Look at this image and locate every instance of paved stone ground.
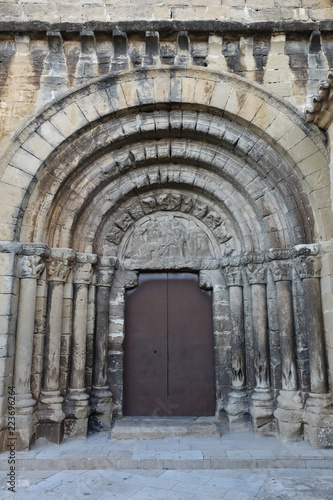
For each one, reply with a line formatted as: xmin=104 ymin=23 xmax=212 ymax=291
xmin=1 ymin=432 xmax=333 ymax=498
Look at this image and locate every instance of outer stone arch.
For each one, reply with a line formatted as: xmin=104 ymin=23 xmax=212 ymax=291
xmin=0 ymin=66 xmax=332 ymax=450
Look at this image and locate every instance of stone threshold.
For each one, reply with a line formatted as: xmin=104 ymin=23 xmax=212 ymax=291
xmin=110 ymin=417 xmax=221 ymax=440
xmin=1 ymin=457 xmax=333 ymax=471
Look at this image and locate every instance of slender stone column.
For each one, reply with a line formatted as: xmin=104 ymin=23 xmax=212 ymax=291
xmin=65 ymin=252 xmax=97 ymax=438
xmin=14 ymin=244 xmax=49 ymax=450
xmin=90 ymin=257 xmax=117 ymax=431
xmin=269 ymin=249 xmax=304 ymax=440
xmin=38 ymin=248 xmax=75 ymax=444
xmin=295 ymin=249 xmax=333 ymax=447
xmin=223 ymin=261 xmax=249 ymax=430
xmin=246 ymin=254 xmax=275 ymax=434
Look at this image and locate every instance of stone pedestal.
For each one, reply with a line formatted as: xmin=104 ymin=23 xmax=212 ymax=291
xmin=304 ymin=394 xmax=333 ymax=447
xmin=250 ymin=388 xmax=276 ymax=434
xmin=65 ymin=252 xmax=97 ymax=438
xmin=225 ymin=389 xmax=250 ymax=430
xmin=14 ymin=244 xmax=49 ymax=450
xmin=38 ymin=248 xmax=75 ymax=443
xmin=274 ymin=390 xmax=304 ymax=440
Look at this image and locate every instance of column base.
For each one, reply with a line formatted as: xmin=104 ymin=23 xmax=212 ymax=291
xmin=10 ymin=394 xmax=37 ymax=451
xmin=274 ymin=390 xmax=304 ymax=441
xmin=225 ymin=389 xmax=250 ymax=431
xmin=38 ymin=391 xmax=65 ymax=444
xmin=304 ymin=393 xmax=333 ymax=448
xmin=89 ymin=386 xmax=113 ymax=432
xmin=250 ymin=388 xmax=276 ymax=435
xmin=65 ymin=389 xmax=90 ymax=438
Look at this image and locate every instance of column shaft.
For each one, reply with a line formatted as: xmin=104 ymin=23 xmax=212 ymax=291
xmin=70 ymin=284 xmax=89 ymax=390
xmin=276 ymin=280 xmax=297 ymax=391
xmin=43 ymin=282 xmax=64 ymax=392
xmin=252 ymin=284 xmax=270 ymax=389
xmin=94 ymin=286 xmax=110 ymax=388
xmin=304 ymin=277 xmax=328 ymax=394
xmin=15 ymin=278 xmax=38 ymax=397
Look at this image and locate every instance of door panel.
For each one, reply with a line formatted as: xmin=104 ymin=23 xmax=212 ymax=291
xmin=123 ymin=272 xmax=215 ymax=416
xmin=123 ymin=273 xmax=168 ymax=416
xmin=167 ymin=273 xmax=215 ymax=416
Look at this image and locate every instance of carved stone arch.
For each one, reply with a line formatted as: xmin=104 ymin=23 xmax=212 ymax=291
xmin=0 ymin=66 xmax=332 ymax=450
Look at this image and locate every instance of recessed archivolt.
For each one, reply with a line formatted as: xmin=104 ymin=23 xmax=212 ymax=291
xmin=19 ymin=111 xmax=314 ymax=253
xmin=0 ymin=68 xmax=327 ymax=245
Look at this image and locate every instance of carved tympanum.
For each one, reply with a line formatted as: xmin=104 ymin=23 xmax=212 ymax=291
xmin=124 ymin=214 xmax=215 ymax=267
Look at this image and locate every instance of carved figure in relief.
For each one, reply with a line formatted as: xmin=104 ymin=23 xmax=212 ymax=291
xmin=124 ymin=215 xmax=214 ymax=264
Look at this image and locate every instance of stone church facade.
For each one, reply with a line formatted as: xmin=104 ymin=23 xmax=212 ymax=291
xmin=0 ymin=0 xmax=333 ymax=451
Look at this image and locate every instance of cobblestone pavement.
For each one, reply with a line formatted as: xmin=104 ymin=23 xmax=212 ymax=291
xmin=1 ymin=432 xmax=333 ymax=499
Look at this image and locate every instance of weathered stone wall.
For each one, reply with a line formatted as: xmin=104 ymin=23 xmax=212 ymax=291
xmin=1 ymin=0 xmax=332 ymax=23
xmin=0 ymin=0 xmax=333 ymax=452
xmin=0 ymin=26 xmax=333 ymax=151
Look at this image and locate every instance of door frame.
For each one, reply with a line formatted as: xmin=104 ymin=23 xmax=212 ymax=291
xmin=107 ymin=267 xmax=228 ymax=420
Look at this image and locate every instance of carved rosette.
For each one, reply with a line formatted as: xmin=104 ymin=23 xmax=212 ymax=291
xmin=74 ymin=253 xmax=98 ymax=285
xmin=47 ymin=248 xmax=76 ymax=283
xmin=19 ymin=243 xmax=50 ymax=279
xmin=96 ymin=257 xmax=118 ymax=287
xmin=294 ymin=255 xmax=322 ymax=280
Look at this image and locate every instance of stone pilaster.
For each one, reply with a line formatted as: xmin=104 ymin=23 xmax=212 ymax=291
xmin=38 ymin=248 xmax=75 ymax=444
xmin=295 ymin=249 xmax=333 ymax=447
xmin=14 ymin=243 xmax=49 ymax=450
xmin=65 ymin=252 xmax=97 ymax=438
xmin=223 ymin=260 xmax=249 ymax=430
xmin=269 ymin=249 xmax=304 ymax=441
xmin=90 ymin=257 xmax=117 ymax=431
xmin=246 ymin=254 xmax=275 ymax=434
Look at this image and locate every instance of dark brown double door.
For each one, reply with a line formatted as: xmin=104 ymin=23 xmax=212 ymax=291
xmin=123 ymin=273 xmax=215 ymax=416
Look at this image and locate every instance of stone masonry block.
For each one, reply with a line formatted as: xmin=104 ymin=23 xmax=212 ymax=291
xmin=37 ymin=121 xmax=65 ymax=149
xmin=1 ymin=165 xmax=33 ymax=190
xmin=9 ymin=149 xmax=43 ymax=178
xmin=288 ymin=137 xmax=321 ymax=163
xmin=265 ymin=112 xmax=295 ymax=143
xmin=50 ymin=110 xmax=79 ymax=139
xmin=193 ymin=78 xmax=215 ymax=106
xmin=209 ymin=81 xmax=233 ymax=112
xmin=120 ymin=81 xmax=140 ymax=108
xmin=22 ymin=132 xmax=54 ymax=162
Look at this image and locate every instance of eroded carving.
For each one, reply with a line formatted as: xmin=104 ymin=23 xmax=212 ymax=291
xmin=19 ymin=255 xmax=45 ymax=279
xmin=124 ymin=214 xmax=215 ymax=268
xmin=105 ymin=225 xmax=123 ymax=245
xmin=270 ymin=260 xmax=293 ymax=282
xmin=294 ymin=255 xmax=322 ymax=279
xmin=224 ymin=266 xmax=243 ymax=287
xmin=48 ymin=259 xmax=72 ymax=282
xmin=246 ymin=262 xmax=267 ymax=285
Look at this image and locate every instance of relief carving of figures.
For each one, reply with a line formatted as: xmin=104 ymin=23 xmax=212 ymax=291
xmin=48 ymin=259 xmax=72 ymax=282
xmin=156 ymin=193 xmax=182 ymax=211
xmin=105 ymin=225 xmax=123 ymax=245
xmin=270 ymin=260 xmax=293 ymax=282
xmin=114 ymin=212 xmax=133 ymax=231
xmin=19 ymin=255 xmax=45 ymax=279
xmin=74 ymin=263 xmax=94 ymax=285
xmin=124 ymin=215 xmax=214 ymax=266
xmin=294 ymin=255 xmax=321 ymax=279
xmin=224 ymin=266 xmax=243 ymax=287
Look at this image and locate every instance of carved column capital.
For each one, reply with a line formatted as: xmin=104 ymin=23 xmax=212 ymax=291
xmin=294 ymin=255 xmax=322 ymax=279
xmin=246 ymin=262 xmax=267 ymax=285
xmin=47 ymin=248 xmax=75 ymax=282
xmin=270 ymin=260 xmax=293 ymax=282
xmin=18 ymin=243 xmax=50 ymax=279
xmin=96 ymin=257 xmax=118 ymax=287
xmin=199 ymin=270 xmax=213 ymax=290
xmin=74 ymin=252 xmax=97 ymax=285
xmin=224 ymin=266 xmax=243 ymax=287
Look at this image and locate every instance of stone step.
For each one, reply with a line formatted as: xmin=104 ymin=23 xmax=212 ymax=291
xmin=110 ymin=417 xmax=221 ymax=440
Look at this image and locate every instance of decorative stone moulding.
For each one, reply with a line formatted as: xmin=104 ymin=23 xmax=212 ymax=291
xmin=305 ymin=70 xmax=333 ymax=129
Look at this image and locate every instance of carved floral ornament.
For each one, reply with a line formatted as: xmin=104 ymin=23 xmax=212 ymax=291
xmin=104 ymin=192 xmax=236 ymax=259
